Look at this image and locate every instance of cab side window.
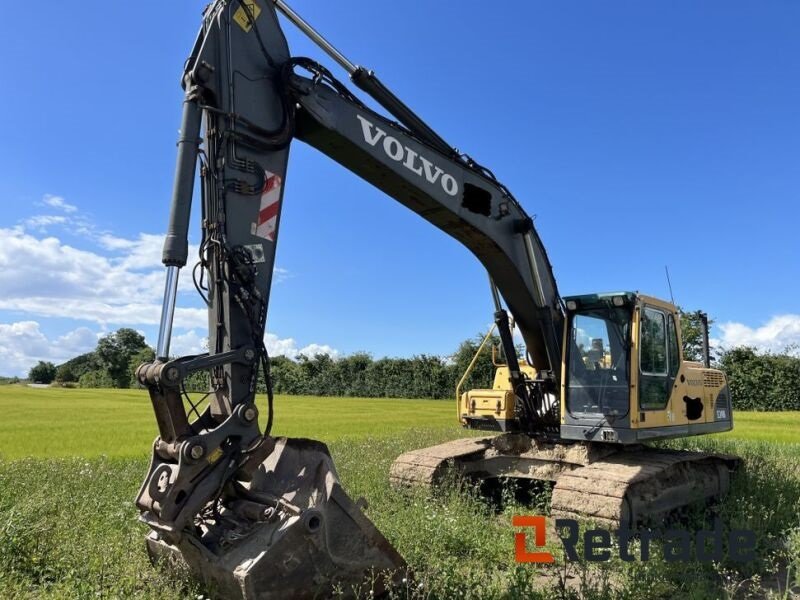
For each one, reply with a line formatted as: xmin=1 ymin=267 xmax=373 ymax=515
xmin=667 ymin=315 xmax=680 ymax=378
xmin=639 ymin=307 xmax=670 ymax=410
xmin=640 ymin=308 xmax=667 ymax=375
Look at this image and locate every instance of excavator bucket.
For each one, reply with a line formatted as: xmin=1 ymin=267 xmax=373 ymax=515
xmin=144 ymin=437 xmax=405 ymax=599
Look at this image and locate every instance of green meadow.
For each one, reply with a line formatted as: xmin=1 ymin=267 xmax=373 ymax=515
xmin=1 ymin=386 xmax=797 ymax=458
xmin=0 ymin=386 xmax=459 ymax=459
xmin=0 ymin=386 xmax=798 ymax=598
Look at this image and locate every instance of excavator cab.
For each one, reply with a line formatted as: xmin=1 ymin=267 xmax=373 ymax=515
xmin=560 ymin=292 xmax=733 ymax=443
xmin=461 ymin=292 xmax=733 ymax=443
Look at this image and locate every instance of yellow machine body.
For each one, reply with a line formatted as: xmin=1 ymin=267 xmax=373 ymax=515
xmin=460 ymin=364 xmax=537 ymax=424
xmin=460 ymin=292 xmax=733 ymax=443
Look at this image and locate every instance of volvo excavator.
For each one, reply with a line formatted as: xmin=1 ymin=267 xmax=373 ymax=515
xmin=135 ymin=1 xmax=738 ymax=597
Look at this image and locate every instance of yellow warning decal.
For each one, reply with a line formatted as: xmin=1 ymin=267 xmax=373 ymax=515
xmin=207 ymin=447 xmax=224 ymax=464
xmin=233 ymin=0 xmax=262 ymax=33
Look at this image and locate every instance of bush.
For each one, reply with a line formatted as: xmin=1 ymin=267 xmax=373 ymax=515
xmin=719 ymin=346 xmax=800 ymax=411
xmin=55 ymin=364 xmax=77 ymax=383
xmin=96 ymin=328 xmax=149 ymax=388
xmin=259 ymin=333 xmax=498 ymax=399
xmin=183 ymin=369 xmax=210 ymax=393
xmin=28 ymin=361 xmax=56 ymax=384
xmin=53 ymin=381 xmax=79 ymax=389
xmin=78 ymin=370 xmax=115 ymax=389
xmin=56 ymin=352 xmax=100 ymax=382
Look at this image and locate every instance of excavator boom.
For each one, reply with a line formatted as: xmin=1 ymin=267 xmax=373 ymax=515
xmin=136 ymin=1 xmax=563 ymax=596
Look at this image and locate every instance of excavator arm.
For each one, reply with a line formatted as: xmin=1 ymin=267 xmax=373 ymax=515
xmin=290 ymin=70 xmax=563 ymax=376
xmin=135 ymin=1 xmax=563 ymax=597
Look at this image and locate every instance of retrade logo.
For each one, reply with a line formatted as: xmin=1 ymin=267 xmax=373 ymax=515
xmin=513 ymin=516 xmax=756 ymax=563
xmin=512 ymin=516 xmax=555 ymax=563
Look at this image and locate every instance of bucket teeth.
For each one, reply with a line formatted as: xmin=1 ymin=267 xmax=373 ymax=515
xmin=145 ymin=437 xmax=405 ymax=600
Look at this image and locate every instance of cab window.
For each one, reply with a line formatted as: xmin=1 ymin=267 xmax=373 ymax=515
xmin=640 ymin=308 xmax=667 ymax=375
xmin=566 ymin=307 xmax=631 ymax=417
xmin=639 ymin=307 xmax=670 ymax=410
xmin=667 ymin=314 xmax=680 ymax=377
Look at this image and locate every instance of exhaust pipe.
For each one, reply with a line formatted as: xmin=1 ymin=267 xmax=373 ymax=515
xmin=699 ymin=311 xmax=711 ymax=368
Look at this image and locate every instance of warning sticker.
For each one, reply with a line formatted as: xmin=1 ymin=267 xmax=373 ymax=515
xmin=250 ymin=170 xmax=283 ymax=242
xmin=233 ymin=0 xmax=261 ymax=33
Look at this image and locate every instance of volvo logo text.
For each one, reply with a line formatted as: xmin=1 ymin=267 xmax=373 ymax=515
xmin=356 ymin=114 xmax=458 ymax=196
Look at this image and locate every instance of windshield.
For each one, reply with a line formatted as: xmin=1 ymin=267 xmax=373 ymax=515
xmin=566 ymin=306 xmax=631 ymax=417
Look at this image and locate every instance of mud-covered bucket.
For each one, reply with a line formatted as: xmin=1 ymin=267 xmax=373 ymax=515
xmin=145 ymin=437 xmax=405 ymax=599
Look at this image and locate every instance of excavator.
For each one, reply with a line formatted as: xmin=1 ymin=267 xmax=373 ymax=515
xmin=135 ymin=1 xmax=738 ymax=597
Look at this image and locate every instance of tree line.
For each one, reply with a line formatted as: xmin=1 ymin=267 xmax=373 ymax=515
xmin=26 ymin=328 xmax=498 ymax=399
xmin=719 ymin=346 xmax=800 ymax=411
xmin=22 ymin=315 xmax=800 ymax=411
xmin=28 ymin=329 xmax=154 ymax=389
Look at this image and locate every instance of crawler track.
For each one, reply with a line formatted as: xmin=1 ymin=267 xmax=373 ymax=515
xmin=390 ymin=434 xmax=739 ymax=528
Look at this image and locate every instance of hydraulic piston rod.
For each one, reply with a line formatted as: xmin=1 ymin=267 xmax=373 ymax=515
xmin=272 ymin=0 xmax=453 ymax=156
xmin=156 ymin=93 xmax=202 ymax=361
xmin=156 ymin=266 xmax=180 ymax=360
xmin=272 ymin=0 xmax=356 ymax=74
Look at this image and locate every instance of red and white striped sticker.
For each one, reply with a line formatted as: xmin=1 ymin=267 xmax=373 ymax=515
xmin=251 ymin=170 xmax=283 ymax=242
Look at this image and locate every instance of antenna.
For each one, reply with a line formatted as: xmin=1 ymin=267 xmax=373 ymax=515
xmin=664 ymin=265 xmax=676 ymax=305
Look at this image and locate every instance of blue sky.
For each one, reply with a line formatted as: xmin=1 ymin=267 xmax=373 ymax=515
xmin=0 ymin=1 xmax=798 ymax=376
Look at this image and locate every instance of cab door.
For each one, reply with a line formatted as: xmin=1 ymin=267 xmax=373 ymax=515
xmin=665 ymin=313 xmax=687 ymax=422
xmin=638 ymin=305 xmax=680 ymax=424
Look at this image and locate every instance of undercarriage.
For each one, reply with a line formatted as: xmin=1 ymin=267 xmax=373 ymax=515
xmin=391 ymin=433 xmax=739 ymax=528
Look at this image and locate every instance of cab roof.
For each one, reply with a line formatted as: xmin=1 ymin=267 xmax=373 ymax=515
xmin=563 ymin=291 xmax=637 ymax=304
xmin=563 ymin=291 xmax=677 ymax=313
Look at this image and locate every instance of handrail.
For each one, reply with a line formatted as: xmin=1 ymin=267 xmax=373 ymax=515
xmin=455 ymin=324 xmax=497 ymax=419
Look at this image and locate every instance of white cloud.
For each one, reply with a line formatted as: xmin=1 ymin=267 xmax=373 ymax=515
xmin=156 ymin=330 xmax=338 ymax=361
xmin=298 ymin=343 xmax=339 ymax=358
xmin=99 ymin=233 xmax=289 ymax=282
xmin=0 ymin=228 xmax=175 ymax=320
xmin=98 ymin=232 xmax=177 ymax=271
xmin=264 ymin=332 xmax=300 ymax=357
xmin=56 ymin=326 xmax=99 ymax=352
xmin=273 ymin=266 xmax=291 ymax=283
xmin=169 ymin=329 xmax=208 ymax=356
xmin=0 ymin=222 xmax=316 ymax=329
xmin=23 ymin=215 xmax=68 ymax=231
xmin=0 ymin=200 xmax=328 ymax=373
xmin=715 ymin=315 xmax=800 ymax=355
xmin=41 ymin=194 xmax=77 ymax=213
xmin=260 ymin=333 xmax=337 ymax=358
xmin=0 ymin=318 xmax=337 ymax=377
xmin=22 ymin=195 xmax=92 ymax=234
xmin=0 ymin=228 xmax=223 ymax=328
xmin=0 ymin=321 xmax=97 ymax=376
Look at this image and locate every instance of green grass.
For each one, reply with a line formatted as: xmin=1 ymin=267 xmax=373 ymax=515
xmin=0 ymin=386 xmax=798 ymax=599
xmin=0 ymin=385 xmax=458 ymax=459
xmin=715 ymin=410 xmax=800 ymax=445
xmin=2 ymin=385 xmax=797 ymax=459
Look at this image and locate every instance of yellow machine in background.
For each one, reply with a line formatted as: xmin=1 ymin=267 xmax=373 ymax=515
xmin=456 ymin=325 xmax=537 ymax=425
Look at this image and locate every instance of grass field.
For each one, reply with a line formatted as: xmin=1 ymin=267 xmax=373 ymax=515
xmin=0 ymin=386 xmax=798 ymax=598
xmin=0 ymin=386 xmax=459 ymax=459
xmin=1 ymin=386 xmax=797 ymax=459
